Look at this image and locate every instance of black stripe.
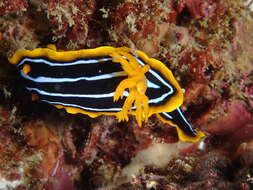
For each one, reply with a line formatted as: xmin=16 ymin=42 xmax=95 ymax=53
xmin=146 ymin=87 xmax=177 ymax=106
xmin=18 ymin=57 xmax=123 ymax=78
xmin=159 ymin=109 xmax=196 ymax=137
xmin=145 ymin=67 xmax=177 ymax=106
xmin=38 ymin=92 xmax=126 ymax=111
xmin=23 ymin=75 xmax=126 ymax=95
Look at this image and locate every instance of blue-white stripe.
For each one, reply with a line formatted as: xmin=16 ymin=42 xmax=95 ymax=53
xmin=176 ymin=107 xmax=192 ymax=128
xmin=20 ymin=70 xmax=160 ymax=89
xmin=26 ymin=87 xmax=129 ymax=98
xmin=26 ymin=86 xmax=172 ymax=106
xmin=41 ymin=100 xmax=123 ymax=112
xmin=20 ymin=70 xmax=127 ymax=82
xmin=160 ymin=112 xmax=173 ymax=120
xmin=17 ymin=57 xmax=113 ymax=67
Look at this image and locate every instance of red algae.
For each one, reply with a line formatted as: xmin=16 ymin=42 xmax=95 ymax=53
xmin=176 ymin=0 xmax=217 ymax=19
xmin=47 ymin=0 xmax=97 ymax=48
xmin=108 ymin=0 xmax=175 ymax=55
xmin=24 ymin=121 xmax=62 ymax=178
xmin=0 ymin=0 xmax=28 ymax=16
xmin=0 ymin=0 xmax=252 ymax=189
xmin=197 ymin=100 xmax=253 ymax=135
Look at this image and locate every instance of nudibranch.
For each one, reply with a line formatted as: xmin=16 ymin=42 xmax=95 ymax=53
xmin=9 ymin=45 xmax=205 ymax=142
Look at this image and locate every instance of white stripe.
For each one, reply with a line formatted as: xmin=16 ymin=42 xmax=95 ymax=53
xmin=27 ymin=86 xmax=174 ymax=112
xmin=147 ymin=80 xmax=160 ymax=89
xmin=41 ymin=100 xmax=123 ymax=112
xmin=27 ymin=84 xmax=170 ymax=105
xmin=149 ymin=92 xmax=175 ymax=104
xmin=161 ymin=112 xmax=173 ymax=120
xmin=19 ymin=59 xmax=160 ymax=89
xmin=18 ymin=57 xmax=113 ymax=67
xmin=26 ymin=78 xmax=168 ymax=105
xmin=27 ymin=85 xmax=171 ymax=111
xmin=176 ymin=108 xmax=192 ymax=128
xmin=26 ymin=87 xmax=129 ymax=98
xmin=20 ymin=71 xmax=127 ymax=83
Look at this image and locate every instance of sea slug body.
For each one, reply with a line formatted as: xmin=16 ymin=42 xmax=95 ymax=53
xmin=9 ymin=45 xmax=205 ymax=142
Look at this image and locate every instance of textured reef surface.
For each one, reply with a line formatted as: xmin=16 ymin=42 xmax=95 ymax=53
xmin=0 ymin=0 xmax=253 ymax=189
